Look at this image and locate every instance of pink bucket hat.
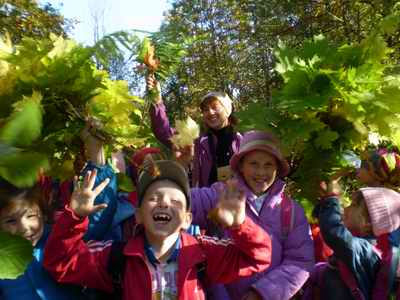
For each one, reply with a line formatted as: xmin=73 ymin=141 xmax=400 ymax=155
xmin=360 ymin=187 xmax=400 ymax=236
xmin=200 ymin=92 xmax=233 ymax=116
xmin=230 ymin=130 xmax=289 ymax=177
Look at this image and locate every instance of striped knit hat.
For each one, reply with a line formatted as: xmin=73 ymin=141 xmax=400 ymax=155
xmin=360 ymin=187 xmax=400 ymax=236
xmin=361 ymin=148 xmax=400 ymax=189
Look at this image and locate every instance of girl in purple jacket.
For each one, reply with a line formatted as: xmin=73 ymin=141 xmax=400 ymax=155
xmin=190 ymin=130 xmax=315 ymax=300
xmin=147 ymin=75 xmax=242 ymax=187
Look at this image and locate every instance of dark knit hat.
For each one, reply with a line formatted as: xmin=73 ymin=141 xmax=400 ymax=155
xmin=137 ymin=160 xmax=191 ymax=209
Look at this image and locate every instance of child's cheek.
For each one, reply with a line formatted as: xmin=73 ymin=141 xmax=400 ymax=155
xmin=1 ymin=224 xmax=17 ymax=235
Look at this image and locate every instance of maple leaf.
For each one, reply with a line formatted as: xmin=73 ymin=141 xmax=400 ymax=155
xmin=143 ymin=43 xmax=160 ymax=72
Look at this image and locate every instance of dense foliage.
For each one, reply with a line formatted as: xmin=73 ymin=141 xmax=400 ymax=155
xmin=0 ymin=0 xmax=73 ymax=43
xmin=157 ymin=0 xmax=400 ymax=110
xmin=2 ymin=0 xmax=400 ymax=280
xmin=238 ymin=6 xmax=400 ymax=214
xmin=0 ymin=34 xmax=154 ymax=184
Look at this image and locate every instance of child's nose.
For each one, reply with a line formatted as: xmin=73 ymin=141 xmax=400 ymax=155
xmin=158 ymin=196 xmax=170 ymax=207
xmin=256 ymin=167 xmax=267 ymax=176
xmin=17 ymin=220 xmax=29 ymax=235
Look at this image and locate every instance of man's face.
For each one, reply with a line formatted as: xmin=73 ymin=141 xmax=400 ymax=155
xmin=137 ymin=180 xmax=192 ymax=241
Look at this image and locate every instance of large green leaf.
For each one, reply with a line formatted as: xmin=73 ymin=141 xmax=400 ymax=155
xmin=0 ymin=151 xmax=48 ymax=188
xmin=0 ymin=94 xmax=42 ymax=147
xmin=0 ymin=231 xmax=33 ymax=279
xmin=236 ymin=102 xmax=280 ymax=133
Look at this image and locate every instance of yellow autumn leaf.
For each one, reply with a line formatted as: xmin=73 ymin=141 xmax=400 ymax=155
xmin=170 ymin=116 xmax=200 ymax=148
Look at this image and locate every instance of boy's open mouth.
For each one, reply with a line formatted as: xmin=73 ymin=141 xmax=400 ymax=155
xmin=153 ymin=213 xmax=172 ymax=223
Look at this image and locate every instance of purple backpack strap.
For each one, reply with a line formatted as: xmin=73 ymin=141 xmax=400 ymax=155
xmin=301 ymin=262 xmax=329 ymax=300
xmin=281 ymin=192 xmax=295 ymax=240
xmin=372 ymin=244 xmax=400 ymax=300
xmin=337 ymin=261 xmax=366 ymax=300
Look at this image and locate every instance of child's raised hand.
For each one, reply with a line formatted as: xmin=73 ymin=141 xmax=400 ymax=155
xmin=70 ymin=169 xmax=110 ymax=217
xmin=173 ymin=143 xmax=194 ymax=168
xmin=213 ymin=179 xmax=246 ymax=227
xmin=319 ymin=176 xmax=342 ymax=198
xmin=80 ymin=119 xmax=106 ymax=166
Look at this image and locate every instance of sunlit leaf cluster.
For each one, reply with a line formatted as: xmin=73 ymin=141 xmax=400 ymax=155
xmin=0 ymin=33 xmax=152 ymax=182
xmin=238 ymin=10 xmax=400 ymax=207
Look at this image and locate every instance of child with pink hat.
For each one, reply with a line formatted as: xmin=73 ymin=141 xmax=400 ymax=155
xmin=190 ymin=130 xmax=314 ymax=300
xmin=314 ymin=179 xmax=400 ymax=300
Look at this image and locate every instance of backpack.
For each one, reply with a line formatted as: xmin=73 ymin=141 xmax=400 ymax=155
xmin=303 ymin=236 xmax=400 ymax=300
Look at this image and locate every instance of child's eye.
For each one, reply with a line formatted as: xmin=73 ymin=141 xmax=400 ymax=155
xmin=4 ymin=219 xmax=16 ymax=225
xmin=171 ymin=199 xmax=183 ymax=207
xmin=27 ymin=214 xmax=38 ymax=219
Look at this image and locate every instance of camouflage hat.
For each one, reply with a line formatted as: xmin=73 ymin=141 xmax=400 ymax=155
xmin=137 ymin=160 xmax=191 ymax=209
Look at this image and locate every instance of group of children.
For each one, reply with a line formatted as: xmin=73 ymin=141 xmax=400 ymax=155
xmin=1 ymin=83 xmax=400 ymax=300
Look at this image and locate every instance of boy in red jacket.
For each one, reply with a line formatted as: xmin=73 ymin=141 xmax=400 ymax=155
xmin=43 ymin=160 xmax=271 ymax=300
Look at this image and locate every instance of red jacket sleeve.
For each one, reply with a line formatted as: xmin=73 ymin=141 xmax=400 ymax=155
xmin=199 ymin=216 xmax=271 ymax=284
xmin=43 ymin=207 xmax=114 ymax=293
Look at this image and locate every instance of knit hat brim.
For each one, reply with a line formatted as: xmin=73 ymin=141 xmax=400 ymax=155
xmin=201 ymin=92 xmax=233 ymax=116
xmin=360 ymin=187 xmax=400 ymax=236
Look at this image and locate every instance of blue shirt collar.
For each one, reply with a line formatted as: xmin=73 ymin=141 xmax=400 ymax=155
xmin=144 ymin=235 xmax=180 ymax=268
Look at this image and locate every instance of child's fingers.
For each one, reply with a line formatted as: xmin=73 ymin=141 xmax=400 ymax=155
xmin=331 ymin=167 xmax=353 ymax=180
xmin=215 ymin=184 xmax=226 ymax=199
xmin=81 ymin=170 xmax=91 ymax=189
xmin=86 ymin=169 xmax=98 ymax=190
xmin=93 ymin=178 xmax=110 ymax=196
xmin=146 ymin=74 xmax=157 ymax=88
xmin=319 ymin=181 xmax=328 ymax=192
xmin=225 ymin=178 xmax=239 ymax=195
xmin=238 ymin=190 xmax=246 ymax=203
xmin=73 ymin=175 xmax=80 ymax=191
xmin=92 ymin=203 xmax=108 ymax=214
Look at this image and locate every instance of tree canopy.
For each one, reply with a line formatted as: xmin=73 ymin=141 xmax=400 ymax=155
xmin=0 ymin=0 xmax=74 ymax=43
